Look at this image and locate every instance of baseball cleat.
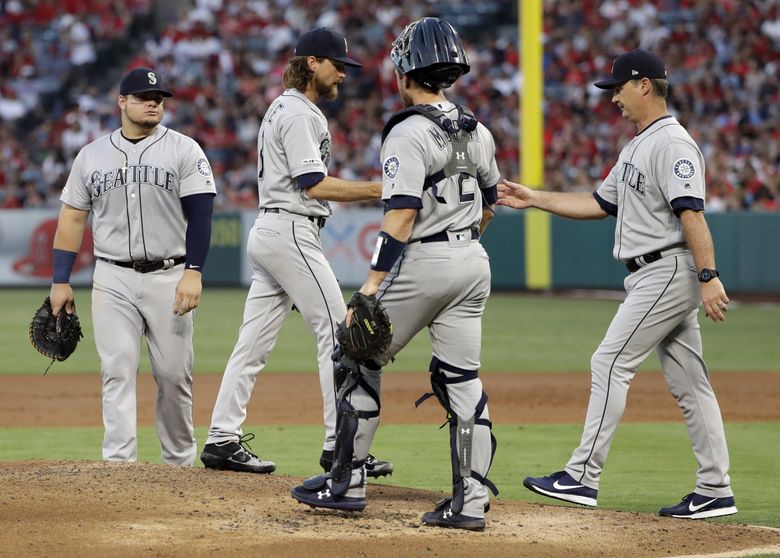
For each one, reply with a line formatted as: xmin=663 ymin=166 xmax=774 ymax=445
xmin=200 ymin=433 xmax=276 ymax=474
xmin=291 ymin=475 xmax=366 ymax=511
xmin=659 ymin=492 xmax=737 ymax=519
xmin=421 ymin=499 xmax=485 ymax=532
xmin=319 ymin=450 xmax=394 ymax=478
xmin=365 ymin=453 xmax=394 ymax=478
xmin=523 ymin=470 xmax=598 ymax=507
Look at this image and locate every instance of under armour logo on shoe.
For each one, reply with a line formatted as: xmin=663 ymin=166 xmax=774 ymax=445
xmin=460 ymin=428 xmax=470 ymax=435
xmin=317 ymin=489 xmax=331 ymax=500
xmin=443 ymin=508 xmax=453 ymax=519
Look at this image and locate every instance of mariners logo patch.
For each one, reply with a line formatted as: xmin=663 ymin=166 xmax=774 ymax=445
xmin=319 ymin=138 xmax=331 ymax=167
xmin=383 ymin=156 xmax=399 ymax=179
xmin=196 ymin=157 xmax=212 ymax=177
xmin=673 ymin=158 xmax=695 ymax=180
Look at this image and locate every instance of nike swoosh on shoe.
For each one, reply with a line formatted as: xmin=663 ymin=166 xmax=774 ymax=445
xmin=688 ymin=498 xmax=717 ymax=512
xmin=553 ymin=480 xmax=586 ymax=491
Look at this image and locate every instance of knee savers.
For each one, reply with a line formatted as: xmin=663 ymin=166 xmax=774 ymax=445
xmin=330 ymin=346 xmax=381 ymax=496
xmin=417 ymin=356 xmax=498 ymax=513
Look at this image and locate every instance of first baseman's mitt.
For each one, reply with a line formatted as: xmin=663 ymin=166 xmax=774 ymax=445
xmin=336 ymin=292 xmax=393 ymax=363
xmin=29 ymin=297 xmax=83 ymax=367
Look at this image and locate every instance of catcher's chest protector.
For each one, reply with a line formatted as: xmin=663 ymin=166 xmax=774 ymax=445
xmin=382 ymin=104 xmax=479 ymax=188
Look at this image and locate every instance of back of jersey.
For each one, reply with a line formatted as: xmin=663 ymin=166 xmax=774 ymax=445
xmin=257 ymin=89 xmax=331 ymax=217
xmin=380 ymin=102 xmax=500 ymax=240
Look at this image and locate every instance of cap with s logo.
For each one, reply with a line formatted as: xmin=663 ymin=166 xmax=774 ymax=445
xmin=119 ymin=67 xmax=174 ymax=97
xmin=594 ymin=49 xmax=667 ymax=90
xmin=294 ymin=27 xmax=362 ymax=68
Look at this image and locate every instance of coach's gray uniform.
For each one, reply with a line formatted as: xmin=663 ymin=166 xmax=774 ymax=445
xmin=61 ymin=126 xmax=216 ymax=465
xmin=566 ymin=115 xmax=733 ymax=498
xmin=369 ymin=102 xmax=501 ymax=516
xmin=207 ymin=89 xmax=342 ymax=450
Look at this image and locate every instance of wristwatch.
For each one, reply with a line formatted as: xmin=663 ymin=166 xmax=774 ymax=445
xmin=697 ymin=268 xmax=720 ymax=283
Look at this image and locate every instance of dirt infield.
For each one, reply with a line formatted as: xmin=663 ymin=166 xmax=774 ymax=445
xmin=3 ymin=370 xmax=779 ymax=427
xmin=2 ymin=371 xmax=779 ymax=557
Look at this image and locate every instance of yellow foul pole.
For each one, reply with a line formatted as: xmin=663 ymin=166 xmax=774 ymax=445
xmin=520 ymin=0 xmax=550 ymax=289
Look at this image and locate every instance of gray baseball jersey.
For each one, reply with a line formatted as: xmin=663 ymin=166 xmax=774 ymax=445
xmin=341 ymin=101 xmax=501 ymax=517
xmin=207 ymin=88 xmax=345 ymax=452
xmin=381 ymin=103 xmax=501 ymax=239
xmin=565 ymin=115 xmax=732 ymax=499
xmin=595 ymin=116 xmax=706 ymax=259
xmin=62 ymin=126 xmax=215 ymax=259
xmin=256 ymin=88 xmax=331 ymax=217
xmin=61 ymin=125 xmax=216 ymax=465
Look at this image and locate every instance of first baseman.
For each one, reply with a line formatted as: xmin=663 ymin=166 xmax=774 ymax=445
xmin=292 ymin=18 xmax=501 ymax=531
xmin=499 ymin=49 xmax=736 ymax=519
xmin=49 ymin=67 xmax=216 ymax=465
xmin=200 ymin=28 xmax=392 ymax=476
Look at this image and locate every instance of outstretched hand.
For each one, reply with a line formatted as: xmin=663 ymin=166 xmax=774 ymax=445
xmin=497 ymin=179 xmax=535 ymax=209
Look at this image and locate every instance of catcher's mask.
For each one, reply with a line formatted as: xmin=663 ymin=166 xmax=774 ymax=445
xmin=390 ymin=17 xmax=470 ymax=90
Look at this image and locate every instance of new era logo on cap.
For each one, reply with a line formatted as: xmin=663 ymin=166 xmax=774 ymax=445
xmin=594 ymin=49 xmax=667 ymax=89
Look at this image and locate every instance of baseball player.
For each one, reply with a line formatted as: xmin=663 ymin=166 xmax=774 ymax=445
xmin=49 ymin=67 xmax=216 ymax=465
xmin=499 ymin=49 xmax=736 ymax=519
xmin=291 ymin=18 xmax=501 ymax=531
xmin=200 ymin=27 xmax=393 ymax=476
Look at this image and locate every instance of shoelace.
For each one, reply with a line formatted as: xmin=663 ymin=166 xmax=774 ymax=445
xmin=237 ymin=433 xmax=260 ymax=459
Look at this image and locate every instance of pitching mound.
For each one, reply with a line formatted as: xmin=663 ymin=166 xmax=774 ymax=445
xmin=1 ymin=461 xmax=778 ymax=558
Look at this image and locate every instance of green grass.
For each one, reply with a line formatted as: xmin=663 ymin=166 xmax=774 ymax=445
xmin=2 ymin=422 xmax=778 ymax=528
xmin=3 ymin=288 xmax=779 ymax=374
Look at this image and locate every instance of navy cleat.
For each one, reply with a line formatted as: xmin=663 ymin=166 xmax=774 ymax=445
xmin=659 ymin=492 xmax=737 ymax=519
xmin=523 ymin=470 xmax=598 ymax=507
xmin=421 ymin=499 xmax=485 ymax=532
xmin=291 ymin=474 xmax=366 ymax=511
xmin=200 ymin=433 xmax=276 ymax=474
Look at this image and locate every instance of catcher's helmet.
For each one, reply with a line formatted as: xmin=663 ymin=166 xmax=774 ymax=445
xmin=390 ymin=17 xmax=470 ymax=90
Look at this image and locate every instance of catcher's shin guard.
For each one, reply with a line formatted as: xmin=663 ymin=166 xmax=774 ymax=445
xmin=330 ymin=347 xmax=382 ymax=496
xmin=416 ymin=357 xmax=498 ymax=514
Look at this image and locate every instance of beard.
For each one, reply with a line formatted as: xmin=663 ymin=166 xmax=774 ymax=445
xmin=315 ymin=77 xmax=339 ymax=101
xmin=126 ymin=111 xmax=162 ymax=132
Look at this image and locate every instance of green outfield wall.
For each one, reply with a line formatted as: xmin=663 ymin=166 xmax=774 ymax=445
xmin=481 ymin=212 xmax=780 ymax=293
xmin=1 ymin=209 xmax=777 ymax=294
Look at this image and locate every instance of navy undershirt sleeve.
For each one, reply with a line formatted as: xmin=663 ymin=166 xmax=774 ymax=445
xmin=671 ymin=196 xmax=704 ymax=216
xmin=181 ymin=193 xmax=215 ymax=271
xmin=297 ymin=172 xmax=325 ymax=189
xmin=482 ymin=185 xmax=498 ymax=206
xmin=385 ymin=195 xmax=423 ymax=211
xmin=593 ymin=191 xmax=618 ymax=217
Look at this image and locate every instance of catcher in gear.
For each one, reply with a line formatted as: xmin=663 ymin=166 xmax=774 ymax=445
xmin=292 ymin=17 xmax=501 ymax=531
xmin=30 ymin=296 xmax=83 ymax=373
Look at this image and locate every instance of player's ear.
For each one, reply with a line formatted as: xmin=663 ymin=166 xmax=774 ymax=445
xmin=118 ymin=95 xmax=126 ymax=110
xmin=307 ymin=56 xmax=319 ymax=73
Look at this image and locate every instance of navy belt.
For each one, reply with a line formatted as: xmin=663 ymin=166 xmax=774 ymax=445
xmin=263 ymin=207 xmax=326 ymax=228
xmin=416 ymin=228 xmax=480 ymax=244
xmin=97 ymin=256 xmax=185 ymax=273
xmin=625 ymin=244 xmax=685 ymax=273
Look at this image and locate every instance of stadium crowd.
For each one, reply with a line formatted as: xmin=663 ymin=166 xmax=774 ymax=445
xmin=1 ymin=0 xmax=779 ymax=211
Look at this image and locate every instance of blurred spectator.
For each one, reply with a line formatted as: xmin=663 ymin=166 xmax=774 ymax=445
xmin=1 ymin=0 xmax=778 ymax=212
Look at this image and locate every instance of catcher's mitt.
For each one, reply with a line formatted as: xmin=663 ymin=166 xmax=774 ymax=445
xmin=336 ymin=292 xmax=393 ymax=362
xmin=29 ymin=297 xmax=83 ymax=368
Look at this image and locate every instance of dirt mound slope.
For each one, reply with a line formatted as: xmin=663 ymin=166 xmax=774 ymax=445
xmin=1 ymin=461 xmax=778 ymax=558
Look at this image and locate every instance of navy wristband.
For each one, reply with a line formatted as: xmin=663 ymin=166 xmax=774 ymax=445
xmin=53 ymin=248 xmax=78 ymax=283
xmin=370 ymin=231 xmax=407 ymax=272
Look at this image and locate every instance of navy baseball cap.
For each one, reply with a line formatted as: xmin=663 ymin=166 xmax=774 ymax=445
xmin=594 ymin=49 xmax=667 ymax=89
xmin=119 ymin=67 xmax=173 ymax=97
xmin=294 ymin=27 xmax=362 ymax=67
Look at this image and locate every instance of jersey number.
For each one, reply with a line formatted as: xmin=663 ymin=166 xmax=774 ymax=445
xmin=258 ymin=132 xmax=265 ymax=179
xmin=435 ymin=173 xmax=476 ymax=204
